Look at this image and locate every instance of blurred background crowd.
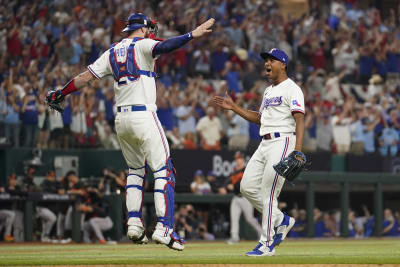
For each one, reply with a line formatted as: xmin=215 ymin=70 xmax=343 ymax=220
xmin=0 ymin=0 xmax=400 ymax=156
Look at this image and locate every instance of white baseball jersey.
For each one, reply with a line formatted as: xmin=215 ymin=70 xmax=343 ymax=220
xmin=87 ymin=38 xmax=160 ymax=111
xmin=258 ymin=78 xmax=305 ymax=135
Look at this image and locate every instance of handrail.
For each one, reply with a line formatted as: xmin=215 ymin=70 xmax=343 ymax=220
xmin=298 ymin=171 xmax=399 ymax=183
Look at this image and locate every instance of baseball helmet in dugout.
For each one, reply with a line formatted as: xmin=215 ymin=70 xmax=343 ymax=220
xmin=122 ymin=13 xmax=158 ymax=36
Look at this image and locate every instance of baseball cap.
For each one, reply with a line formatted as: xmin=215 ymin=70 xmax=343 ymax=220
xmin=260 ymin=48 xmax=289 ymax=66
xmin=194 ymin=170 xmax=204 ymax=176
xmin=207 ymin=171 xmax=216 ymax=177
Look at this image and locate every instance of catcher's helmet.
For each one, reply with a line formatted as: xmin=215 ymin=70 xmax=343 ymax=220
xmin=122 ymin=13 xmax=157 ymax=34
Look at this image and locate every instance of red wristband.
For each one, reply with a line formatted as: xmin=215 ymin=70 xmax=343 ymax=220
xmin=61 ymin=79 xmax=78 ymax=96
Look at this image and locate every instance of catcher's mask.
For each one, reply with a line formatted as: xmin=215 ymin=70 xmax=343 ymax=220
xmin=122 ymin=13 xmax=158 ymax=36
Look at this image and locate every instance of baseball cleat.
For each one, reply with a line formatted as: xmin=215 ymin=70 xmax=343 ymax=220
xmin=273 ymin=214 xmax=295 ymax=247
xmin=59 ymin=238 xmax=72 ymax=244
xmin=127 ymin=225 xmax=148 ymax=244
xmin=4 ymin=235 xmax=15 ymax=242
xmin=245 ymin=242 xmax=275 ymax=256
xmin=226 ymin=238 xmax=239 ymax=245
xmin=152 ymin=229 xmax=185 ymax=251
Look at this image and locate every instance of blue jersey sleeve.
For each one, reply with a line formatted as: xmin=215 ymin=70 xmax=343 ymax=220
xmin=152 ymin=32 xmax=193 ymax=57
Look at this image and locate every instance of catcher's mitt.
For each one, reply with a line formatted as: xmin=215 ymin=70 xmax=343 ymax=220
xmin=46 ymin=90 xmax=65 ymax=113
xmin=273 ymin=151 xmax=308 ymax=182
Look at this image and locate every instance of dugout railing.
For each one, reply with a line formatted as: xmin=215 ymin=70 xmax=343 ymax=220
xmin=6 ymin=171 xmax=399 ymax=242
xmin=298 ymin=171 xmax=399 ymax=238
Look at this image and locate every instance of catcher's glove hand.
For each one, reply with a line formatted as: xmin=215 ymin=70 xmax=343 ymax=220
xmin=46 ymin=90 xmax=65 ymax=113
xmin=273 ymin=151 xmax=308 ymax=182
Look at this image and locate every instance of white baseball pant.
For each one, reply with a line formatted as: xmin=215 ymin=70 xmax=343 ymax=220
xmin=240 ymin=135 xmax=295 ymax=246
xmin=36 ymin=207 xmax=57 ymax=239
xmin=230 ymin=195 xmax=263 ymax=240
xmin=0 ymin=209 xmax=16 ymax=238
xmin=13 ymin=210 xmax=24 ymax=242
xmin=64 ymin=206 xmax=85 ymax=231
xmin=115 ymin=110 xmax=171 ymax=228
xmin=83 ymin=216 xmax=113 ymax=242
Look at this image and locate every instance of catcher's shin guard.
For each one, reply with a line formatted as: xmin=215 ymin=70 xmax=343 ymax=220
xmin=152 ymin=158 xmax=184 ymax=250
xmin=126 ymin=166 xmax=148 ymax=244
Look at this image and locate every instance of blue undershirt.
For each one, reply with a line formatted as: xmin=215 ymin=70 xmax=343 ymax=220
xmin=152 ymin=33 xmax=193 ymax=57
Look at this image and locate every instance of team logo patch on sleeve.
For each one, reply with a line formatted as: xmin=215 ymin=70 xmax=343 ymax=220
xmin=292 ymin=100 xmax=301 ymax=107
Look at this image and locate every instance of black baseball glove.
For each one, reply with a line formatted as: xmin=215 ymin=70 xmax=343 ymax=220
xmin=273 ymin=151 xmax=308 ymax=182
xmin=46 ymin=90 xmax=65 ymax=113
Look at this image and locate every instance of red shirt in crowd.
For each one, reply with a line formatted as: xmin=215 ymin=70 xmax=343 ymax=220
xmin=7 ymin=31 xmax=22 ymax=57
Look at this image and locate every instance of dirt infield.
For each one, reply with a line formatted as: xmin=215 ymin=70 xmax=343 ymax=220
xmin=14 ymin=263 xmax=400 ymax=266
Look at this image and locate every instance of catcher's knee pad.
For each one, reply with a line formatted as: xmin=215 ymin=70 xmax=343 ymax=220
xmin=126 ymin=166 xmax=146 ymax=224
xmin=153 ymin=158 xmax=176 ymax=229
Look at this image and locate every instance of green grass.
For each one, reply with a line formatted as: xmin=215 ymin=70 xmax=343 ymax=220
xmin=0 ymin=239 xmax=399 ymax=265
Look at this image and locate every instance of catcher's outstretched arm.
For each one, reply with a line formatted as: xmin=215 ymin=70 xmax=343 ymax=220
xmin=293 ymin=112 xmax=304 ymax=151
xmin=61 ymin=71 xmax=95 ymax=96
xmin=152 ymin=18 xmax=214 ymax=57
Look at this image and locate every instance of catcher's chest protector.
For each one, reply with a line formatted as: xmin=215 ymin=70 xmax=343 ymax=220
xmin=109 ymin=37 xmax=155 ymax=85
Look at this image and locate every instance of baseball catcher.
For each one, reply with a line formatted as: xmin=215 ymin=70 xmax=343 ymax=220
xmin=45 ymin=11 xmax=215 ymax=252
xmin=273 ymin=151 xmax=307 ymax=182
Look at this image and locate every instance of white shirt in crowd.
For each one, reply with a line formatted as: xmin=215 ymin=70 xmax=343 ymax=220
xmin=228 ymin=114 xmax=249 ymax=137
xmin=190 ymin=181 xmax=211 ymax=195
xmin=196 ymin=115 xmax=222 ymax=146
xmin=331 ymin=115 xmax=352 ymax=146
xmin=175 ymin=105 xmax=196 ymax=136
xmin=71 ymin=109 xmax=87 ymax=134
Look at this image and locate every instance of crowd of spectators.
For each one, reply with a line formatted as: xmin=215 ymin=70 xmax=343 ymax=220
xmin=0 ymin=0 xmax=400 ymax=156
xmin=288 ymin=206 xmax=400 ymax=238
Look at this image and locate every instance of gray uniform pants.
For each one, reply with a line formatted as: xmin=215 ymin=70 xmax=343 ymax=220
xmin=36 ymin=207 xmax=56 ymax=238
xmin=83 ymin=216 xmax=113 ymax=243
xmin=230 ymin=195 xmax=263 ymax=240
xmin=0 ymin=209 xmax=16 ymax=238
xmin=56 ymin=206 xmax=85 ymax=239
xmin=13 ymin=210 xmax=24 ymax=242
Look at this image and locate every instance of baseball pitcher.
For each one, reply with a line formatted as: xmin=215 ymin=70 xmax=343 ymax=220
xmin=213 ymin=48 xmax=307 ymax=256
xmin=46 ymin=13 xmax=214 ymax=251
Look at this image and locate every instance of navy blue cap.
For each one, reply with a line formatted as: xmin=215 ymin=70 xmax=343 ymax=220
xmin=260 ymin=48 xmax=289 ymax=66
xmin=194 ymin=170 xmax=204 ymax=176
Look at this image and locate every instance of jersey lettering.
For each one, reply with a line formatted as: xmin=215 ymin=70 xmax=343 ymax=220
xmin=109 ymin=39 xmax=141 ymax=85
xmin=115 ymin=47 xmax=127 ymax=63
xmin=109 ymin=38 xmax=156 ymax=86
xmin=263 ymin=96 xmax=282 ymax=109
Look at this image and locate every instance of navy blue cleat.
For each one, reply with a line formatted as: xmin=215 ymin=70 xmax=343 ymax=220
xmin=272 ymin=213 xmax=295 ymax=247
xmin=245 ymin=242 xmax=275 ymax=256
